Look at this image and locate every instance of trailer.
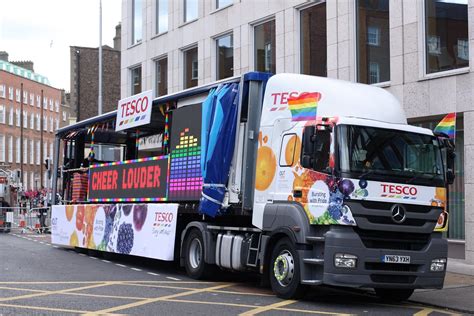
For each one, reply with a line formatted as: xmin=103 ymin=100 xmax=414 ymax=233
xmin=51 ymin=72 xmax=455 ymax=301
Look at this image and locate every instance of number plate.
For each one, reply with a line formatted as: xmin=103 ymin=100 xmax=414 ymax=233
xmin=382 ymin=255 xmax=411 ymax=264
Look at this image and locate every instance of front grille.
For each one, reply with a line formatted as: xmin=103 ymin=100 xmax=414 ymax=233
xmin=365 ymin=262 xmax=420 ymax=272
xmin=370 ymin=274 xmax=417 ymax=284
xmin=355 ymin=228 xmax=430 ymax=251
xmin=360 ymin=200 xmax=434 ymax=214
xmin=365 ymin=216 xmax=427 ymax=227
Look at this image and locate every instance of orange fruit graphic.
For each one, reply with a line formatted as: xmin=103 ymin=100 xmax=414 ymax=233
xmin=70 ymin=231 xmax=79 ymax=247
xmin=256 ymin=146 xmax=277 ymax=191
xmin=66 ymin=205 xmax=74 ymax=222
xmin=285 ymin=135 xmax=301 ymax=167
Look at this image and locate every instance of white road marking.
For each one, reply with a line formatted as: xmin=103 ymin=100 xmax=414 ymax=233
xmin=116 ymin=264 xmax=127 ymax=268
xmin=89 ymin=256 xmax=98 ymax=260
xmin=79 ymin=253 xmax=86 ymax=257
xmin=101 ymin=260 xmax=111 ymax=263
xmin=166 ymin=277 xmax=181 ymax=281
xmin=53 ymin=246 xmax=59 ymax=248
xmin=131 ymin=268 xmax=142 ymax=272
xmin=147 ymin=272 xmax=159 ymax=276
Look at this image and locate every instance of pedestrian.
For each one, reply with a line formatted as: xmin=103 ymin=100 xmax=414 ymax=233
xmin=37 ymin=199 xmax=47 ymax=234
xmin=0 ymin=197 xmax=11 ymax=233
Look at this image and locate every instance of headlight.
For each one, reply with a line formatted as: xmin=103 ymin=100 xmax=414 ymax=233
xmin=334 ymin=253 xmax=358 ymax=268
xmin=430 ymin=258 xmax=447 ymax=272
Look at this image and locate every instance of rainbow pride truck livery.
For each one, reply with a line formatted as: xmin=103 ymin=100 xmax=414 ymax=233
xmin=51 ymin=73 xmax=455 ymax=301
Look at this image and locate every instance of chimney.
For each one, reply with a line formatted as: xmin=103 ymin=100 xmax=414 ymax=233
xmin=0 ymin=51 xmax=8 ymax=62
xmin=11 ymin=61 xmax=35 ymax=72
xmin=113 ymin=23 xmax=121 ymax=51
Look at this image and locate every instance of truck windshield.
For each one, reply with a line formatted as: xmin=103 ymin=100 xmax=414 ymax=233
xmin=337 ymin=125 xmax=445 ymax=186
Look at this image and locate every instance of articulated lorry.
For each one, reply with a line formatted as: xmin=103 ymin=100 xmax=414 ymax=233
xmin=51 ymin=72 xmax=455 ymax=301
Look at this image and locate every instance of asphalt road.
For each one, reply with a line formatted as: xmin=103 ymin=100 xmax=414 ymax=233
xmin=0 ymin=232 xmax=464 ymax=315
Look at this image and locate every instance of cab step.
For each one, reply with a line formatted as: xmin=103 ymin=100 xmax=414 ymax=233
xmin=301 ymin=280 xmax=323 ymax=285
xmin=306 ymin=236 xmax=325 ymax=243
xmin=303 ymin=258 xmax=324 ymax=265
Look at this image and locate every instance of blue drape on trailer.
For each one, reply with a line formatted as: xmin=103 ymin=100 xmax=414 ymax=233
xmin=199 ymin=83 xmax=240 ymax=217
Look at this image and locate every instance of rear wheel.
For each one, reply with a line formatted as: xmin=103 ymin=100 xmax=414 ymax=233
xmin=269 ymin=237 xmax=307 ymax=299
xmin=184 ymin=229 xmax=211 ymax=279
xmin=375 ymin=288 xmax=414 ymax=302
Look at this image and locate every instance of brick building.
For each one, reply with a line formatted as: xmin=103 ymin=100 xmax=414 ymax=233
xmin=70 ymin=24 xmax=121 ymax=121
xmin=0 ymin=52 xmax=62 ymax=196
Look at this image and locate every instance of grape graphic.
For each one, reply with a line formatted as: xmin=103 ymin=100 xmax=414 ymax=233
xmin=116 ymin=223 xmax=134 ymax=254
xmin=359 ymin=179 xmax=368 ymax=189
xmin=122 ymin=204 xmax=133 ymax=216
xmin=328 ymin=190 xmax=344 ymax=221
xmin=133 ymin=204 xmax=147 ymax=231
xmin=338 ymin=179 xmax=355 ymax=196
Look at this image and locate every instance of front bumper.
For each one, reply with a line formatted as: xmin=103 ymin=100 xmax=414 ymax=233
xmin=322 ymin=226 xmax=447 ymax=289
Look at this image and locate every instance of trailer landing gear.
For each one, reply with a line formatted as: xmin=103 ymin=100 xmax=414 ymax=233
xmin=270 ymin=237 xmax=307 ymax=299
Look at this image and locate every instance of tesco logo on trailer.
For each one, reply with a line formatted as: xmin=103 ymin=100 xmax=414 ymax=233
xmin=115 ymin=90 xmax=153 ymax=132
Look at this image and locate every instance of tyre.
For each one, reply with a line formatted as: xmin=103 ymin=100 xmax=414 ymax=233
xmin=184 ymin=229 xmax=211 ymax=279
xmin=269 ymin=237 xmax=307 ymax=299
xmin=375 ymin=288 xmax=414 ymax=302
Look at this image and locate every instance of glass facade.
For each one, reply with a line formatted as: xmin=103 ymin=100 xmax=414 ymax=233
xmin=131 ymin=66 xmax=142 ymax=95
xmin=425 ymin=0 xmax=468 ymax=74
xmin=132 ymin=0 xmax=143 ymax=45
xmin=254 ymin=20 xmax=276 ymax=73
xmin=184 ymin=47 xmax=198 ymax=88
xmin=356 ymin=0 xmax=390 ymax=84
xmin=156 ymin=0 xmax=168 ymax=34
xmin=216 ymin=34 xmax=234 ymax=80
xmin=217 ymin=0 xmax=232 ymax=9
xmin=155 ymin=57 xmax=168 ymax=97
xmin=300 ymin=3 xmax=327 ymax=76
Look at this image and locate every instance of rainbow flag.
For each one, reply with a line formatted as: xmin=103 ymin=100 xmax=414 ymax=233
xmin=434 ymin=113 xmax=456 ymax=139
xmin=287 ymin=92 xmax=321 ymax=121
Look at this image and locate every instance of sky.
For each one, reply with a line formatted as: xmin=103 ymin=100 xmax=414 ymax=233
xmin=0 ymin=0 xmax=122 ymax=91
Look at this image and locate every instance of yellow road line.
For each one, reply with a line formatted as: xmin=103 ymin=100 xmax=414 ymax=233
xmin=0 ymin=282 xmax=118 ymax=302
xmin=239 ymin=299 xmax=297 ymax=316
xmin=0 ymin=280 xmax=212 ymax=285
xmin=0 ymin=286 xmax=48 ymax=294
xmin=84 ymin=283 xmax=235 ymax=315
xmin=125 ymin=282 xmax=274 ymax=297
xmin=413 ymin=308 xmax=435 ymax=316
xmin=0 ymin=302 xmax=91 ymax=314
xmin=277 ymin=307 xmax=354 ymax=315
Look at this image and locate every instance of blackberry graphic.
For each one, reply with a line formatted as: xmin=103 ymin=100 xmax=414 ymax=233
xmin=122 ymin=204 xmax=133 ymax=216
xmin=328 ymin=190 xmax=344 ymax=221
xmin=116 ymin=223 xmax=134 ymax=254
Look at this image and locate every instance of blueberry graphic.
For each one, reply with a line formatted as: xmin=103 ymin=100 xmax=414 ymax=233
xmin=338 ymin=179 xmax=355 ymax=196
xmin=116 ymin=223 xmax=134 ymax=254
xmin=359 ymin=179 xmax=368 ymax=189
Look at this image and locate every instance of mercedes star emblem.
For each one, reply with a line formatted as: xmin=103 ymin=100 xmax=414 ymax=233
xmin=391 ymin=204 xmax=406 ymax=224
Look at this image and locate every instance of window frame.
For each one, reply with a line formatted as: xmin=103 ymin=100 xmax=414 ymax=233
xmin=130 ymin=65 xmax=142 ymax=95
xmin=155 ymin=0 xmax=169 ymax=34
xmin=182 ymin=45 xmax=199 ymax=89
xmin=154 ymin=55 xmax=168 ymax=97
xmin=252 ymin=17 xmax=276 ymax=74
xmin=131 ymin=0 xmax=143 ymax=45
xmin=419 ymin=0 xmax=470 ymax=79
xmin=215 ymin=32 xmax=234 ymax=80
xmin=184 ymin=0 xmax=198 ymax=23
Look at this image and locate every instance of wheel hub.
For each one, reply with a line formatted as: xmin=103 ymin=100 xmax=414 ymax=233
xmin=189 ymin=238 xmax=202 ymax=269
xmin=273 ymin=250 xmax=295 ymax=287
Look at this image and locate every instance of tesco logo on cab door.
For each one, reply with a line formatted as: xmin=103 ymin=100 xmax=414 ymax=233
xmin=115 ymin=90 xmax=153 ymax=132
xmin=381 ymin=184 xmax=418 ymax=196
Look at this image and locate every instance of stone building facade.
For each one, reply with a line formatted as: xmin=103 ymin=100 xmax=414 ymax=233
xmin=120 ymin=0 xmax=474 ymax=264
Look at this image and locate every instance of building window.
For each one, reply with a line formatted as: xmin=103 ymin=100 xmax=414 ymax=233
xmin=36 ymin=141 xmax=40 ymax=165
xmin=369 ymin=62 xmax=380 ymax=84
xmin=29 ymin=93 xmax=34 ymax=106
xmin=43 ymin=143 xmax=48 ymax=161
xmin=0 ymin=135 xmax=4 ymax=162
xmin=0 ymin=105 xmax=5 ymax=124
xmin=425 ymin=0 xmax=468 ymax=74
xmin=9 ymin=108 xmax=13 ymax=126
xmin=16 ymin=89 xmax=20 ymax=102
xmin=16 ymin=138 xmax=20 ymax=163
xmin=36 ymin=95 xmax=40 ymax=107
xmin=132 ymin=0 xmax=143 ymax=45
xmin=216 ymin=0 xmax=232 ymax=9
xmin=15 ymin=109 xmax=20 ymax=127
xmin=62 ymin=111 xmax=67 ymax=122
xmin=155 ymin=57 xmax=168 ymax=97
xmin=29 ymin=140 xmax=34 ymax=165
xmin=254 ymin=20 xmax=276 ymax=73
xmin=300 ymin=3 xmax=327 ymax=76
xmin=356 ymin=0 xmax=390 ymax=84
xmin=44 ymin=115 xmax=48 ymax=131
xmin=23 ymin=111 xmax=27 ymax=129
xmin=23 ymin=139 xmax=27 ymax=165
xmin=156 ymin=0 xmax=168 ymax=34
xmin=184 ymin=0 xmax=198 ymax=23
xmin=0 ymin=85 xmax=5 ymax=98
xmin=55 ymin=100 xmax=59 ymax=112
xmin=131 ymin=66 xmax=142 ymax=95
xmin=50 ymin=117 xmax=54 ymax=132
xmin=183 ymin=46 xmax=198 ymax=88
xmin=23 ymin=91 xmax=27 ymax=104
xmin=216 ymin=33 xmax=234 ymax=80
xmin=8 ymin=136 xmax=12 ymax=163
xmin=30 ymin=171 xmax=34 ymax=190
xmin=36 ymin=114 xmax=41 ymax=131
xmin=43 ymin=97 xmax=47 ymax=109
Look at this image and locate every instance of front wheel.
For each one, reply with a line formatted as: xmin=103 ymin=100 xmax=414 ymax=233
xmin=375 ymin=288 xmax=414 ymax=302
xmin=269 ymin=237 xmax=307 ymax=299
xmin=184 ymin=229 xmax=211 ymax=279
